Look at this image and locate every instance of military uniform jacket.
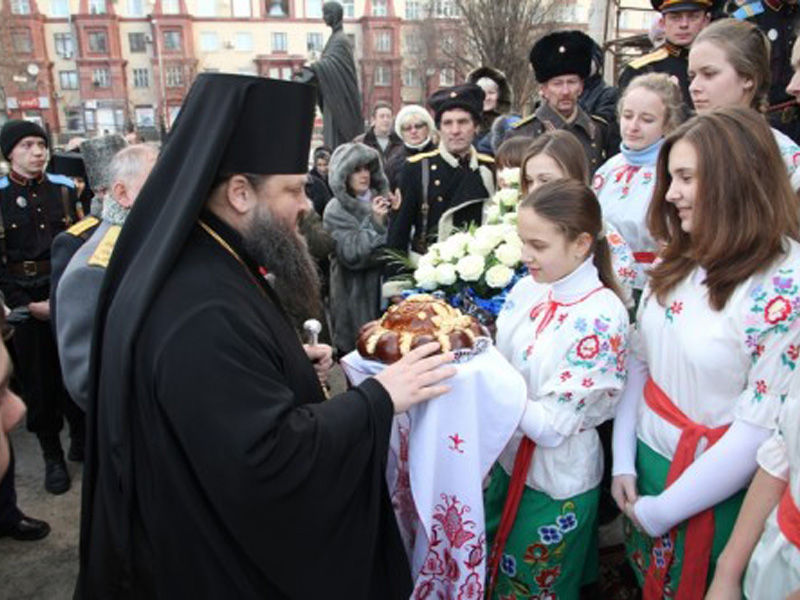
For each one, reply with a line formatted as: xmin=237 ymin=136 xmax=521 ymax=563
xmin=619 ymin=42 xmax=692 ymax=108
xmin=55 ymin=220 xmax=117 ymax=411
xmin=505 ymin=102 xmax=612 ymax=173
xmin=0 ymin=171 xmax=77 ymax=307
xmin=50 ymin=215 xmax=101 ymax=330
xmin=388 ymin=143 xmax=494 ymax=255
xmin=732 ymin=0 xmax=800 ymax=141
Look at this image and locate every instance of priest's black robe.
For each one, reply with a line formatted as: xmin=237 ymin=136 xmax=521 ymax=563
xmin=79 ymin=214 xmax=411 ymax=598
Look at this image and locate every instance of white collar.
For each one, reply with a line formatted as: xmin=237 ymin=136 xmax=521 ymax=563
xmin=438 ymin=141 xmax=478 ymax=170
xmin=550 ymin=257 xmax=602 ymax=303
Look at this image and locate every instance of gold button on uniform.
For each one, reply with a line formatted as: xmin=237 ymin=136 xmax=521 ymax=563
xmin=434 ymin=180 xmax=441 ymax=186
xmin=431 ymin=164 xmax=437 ymax=171
xmin=39 ymin=224 xmax=45 ymax=229
xmin=436 ymin=196 xmax=443 ymax=202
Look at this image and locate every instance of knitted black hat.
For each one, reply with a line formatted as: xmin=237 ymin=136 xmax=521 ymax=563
xmin=427 ymin=83 xmax=485 ymax=126
xmin=0 ymin=119 xmax=48 ymax=159
xmin=529 ymin=31 xmax=594 ymax=83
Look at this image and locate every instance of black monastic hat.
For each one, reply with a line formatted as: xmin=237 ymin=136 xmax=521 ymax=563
xmin=529 ymin=30 xmax=594 ymax=83
xmin=427 ymin=83 xmax=485 ymax=125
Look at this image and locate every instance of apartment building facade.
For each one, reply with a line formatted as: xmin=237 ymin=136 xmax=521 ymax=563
xmin=0 ymin=0 xmax=653 ymax=142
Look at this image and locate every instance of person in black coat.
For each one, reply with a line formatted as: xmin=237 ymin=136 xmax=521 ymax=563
xmin=76 ymin=73 xmax=455 ymax=599
xmin=306 ymin=145 xmax=333 ymax=217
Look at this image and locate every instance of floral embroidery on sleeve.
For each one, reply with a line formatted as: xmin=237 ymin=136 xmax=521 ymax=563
xmin=565 ymin=315 xmax=627 ymax=382
xmin=665 ymin=300 xmax=683 ymax=323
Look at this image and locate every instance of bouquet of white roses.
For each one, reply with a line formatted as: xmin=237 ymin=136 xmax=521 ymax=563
xmin=484 ymin=168 xmax=522 ymax=226
xmin=412 ymin=222 xmax=523 ymax=300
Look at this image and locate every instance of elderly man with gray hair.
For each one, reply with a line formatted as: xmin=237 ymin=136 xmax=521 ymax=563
xmin=56 ymin=144 xmax=158 ymax=411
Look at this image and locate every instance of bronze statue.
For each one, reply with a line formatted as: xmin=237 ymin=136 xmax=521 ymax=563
xmin=295 ymin=2 xmax=363 ymax=149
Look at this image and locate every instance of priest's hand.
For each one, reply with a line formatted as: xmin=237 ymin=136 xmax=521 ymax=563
xmin=304 ymin=343 xmax=333 ymax=386
xmin=28 ymin=300 xmax=50 ymax=321
xmin=374 ymin=342 xmax=456 ymax=414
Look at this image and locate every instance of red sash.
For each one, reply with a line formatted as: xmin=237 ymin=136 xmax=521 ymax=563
xmin=486 ymin=437 xmax=536 ymax=598
xmin=633 ymin=252 xmax=657 ymax=264
xmin=642 ymin=378 xmax=730 ymax=600
xmin=778 ymin=486 xmax=800 ymax=549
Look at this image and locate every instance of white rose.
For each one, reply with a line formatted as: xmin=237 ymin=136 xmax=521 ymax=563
xmin=495 ymin=242 xmax=522 ymax=267
xmin=502 ymin=212 xmax=517 ymax=226
xmin=468 ymin=235 xmax=495 ymax=257
xmin=485 ymin=204 xmax=501 ymax=224
xmin=414 ymin=265 xmax=438 ymax=290
xmin=434 ymin=262 xmax=457 ymax=286
xmin=496 ymin=187 xmax=519 ymax=208
xmin=503 ymin=228 xmax=523 ymax=247
xmin=416 ymin=251 xmax=438 ymax=269
xmin=475 ymin=224 xmax=505 ymax=249
xmin=456 ymin=254 xmax=485 ymax=282
xmin=498 ymin=167 xmax=520 ymax=187
xmin=442 ymin=237 xmax=467 ymax=260
xmin=486 ymin=264 xmax=514 ymax=289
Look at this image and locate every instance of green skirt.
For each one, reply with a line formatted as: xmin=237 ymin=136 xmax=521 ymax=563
xmin=484 ymin=464 xmax=600 ymax=600
xmin=625 ymin=440 xmax=746 ymax=598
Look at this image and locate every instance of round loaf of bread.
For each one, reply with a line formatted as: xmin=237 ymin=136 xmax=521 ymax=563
xmin=356 ymin=294 xmax=489 ymax=364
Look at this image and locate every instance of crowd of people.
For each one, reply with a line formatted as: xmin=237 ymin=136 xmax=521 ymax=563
xmin=0 ymin=0 xmax=799 ymax=598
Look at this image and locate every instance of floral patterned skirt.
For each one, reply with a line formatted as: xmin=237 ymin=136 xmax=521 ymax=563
xmin=484 ymin=465 xmax=599 ymax=600
xmin=624 ymin=440 xmax=746 ymax=598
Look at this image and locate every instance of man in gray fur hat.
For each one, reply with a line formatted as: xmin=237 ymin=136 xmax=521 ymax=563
xmin=50 ymin=134 xmax=127 ymax=333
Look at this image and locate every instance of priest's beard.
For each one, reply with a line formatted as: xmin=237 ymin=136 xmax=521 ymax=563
xmin=242 ymin=204 xmax=322 ymax=321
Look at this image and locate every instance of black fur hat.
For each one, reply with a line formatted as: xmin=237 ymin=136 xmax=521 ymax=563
xmin=529 ymin=30 xmax=594 ymax=84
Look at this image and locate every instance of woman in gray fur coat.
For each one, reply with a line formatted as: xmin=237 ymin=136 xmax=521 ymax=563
xmin=323 ymin=142 xmax=391 ymax=354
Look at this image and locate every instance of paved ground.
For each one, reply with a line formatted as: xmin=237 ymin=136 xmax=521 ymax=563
xmin=0 ymin=428 xmax=81 ymax=599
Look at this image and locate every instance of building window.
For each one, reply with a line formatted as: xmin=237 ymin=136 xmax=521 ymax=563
xmin=374 ymin=31 xmax=391 ymax=53
xmin=439 ymin=67 xmax=455 ymax=86
xmin=51 ymin=0 xmax=69 ymax=17
xmin=93 ymin=68 xmax=111 ymax=88
xmin=165 ymin=65 xmax=184 ymax=87
xmin=10 ymin=0 xmax=31 ymax=14
xmin=372 ymin=0 xmax=387 ymax=16
xmin=84 ymin=110 xmax=96 ymax=130
xmin=162 ymin=0 xmax=180 ymax=14
xmin=196 ymin=0 xmax=215 ymax=15
xmin=89 ymin=0 xmax=107 ymax=14
xmin=405 ymin=0 xmax=420 ymax=19
xmin=200 ymin=31 xmax=219 ymax=51
xmin=129 ymin=32 xmax=147 ymax=53
xmin=54 ymin=33 xmax=74 ymax=58
xmin=88 ymin=30 xmax=109 ymax=54
xmin=59 ymin=70 xmax=79 ymax=90
xmin=433 ymin=0 xmax=457 ymax=18
xmin=235 ymin=32 xmax=253 ymax=51
xmin=11 ymin=29 xmax=32 ymax=54
xmin=232 ymin=0 xmax=251 ymax=16
xmin=307 ymin=32 xmax=323 ymax=53
xmin=127 ymin=0 xmax=145 ymax=16
xmin=66 ymin=108 xmax=84 ymax=132
xmin=402 ymin=68 xmax=418 ymax=87
xmin=271 ymin=32 xmax=287 ymax=53
xmin=374 ymin=65 xmax=390 ymax=87
xmin=266 ymin=0 xmax=289 ymax=16
xmin=306 ymin=0 xmax=322 ymax=18
xmin=281 ymin=66 xmax=292 ymax=80
xmin=133 ymin=68 xmax=150 ymax=87
xmin=442 ymin=33 xmax=455 ymax=53
xmin=404 ymin=33 xmax=420 ymax=53
xmin=163 ymin=30 xmax=182 ymax=51
xmin=341 ymin=0 xmax=353 ymax=18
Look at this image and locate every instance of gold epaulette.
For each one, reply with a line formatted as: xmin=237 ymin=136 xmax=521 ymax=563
xmin=66 ymin=216 xmax=100 ymax=237
xmin=511 ymin=114 xmax=536 ymax=129
xmin=591 ymin=114 xmax=609 ymax=126
xmin=476 ymin=152 xmax=495 ymax=163
xmin=627 ymin=47 xmax=669 ymax=70
xmin=88 ymin=225 xmax=121 ymax=268
xmin=407 ymin=149 xmax=440 ymax=163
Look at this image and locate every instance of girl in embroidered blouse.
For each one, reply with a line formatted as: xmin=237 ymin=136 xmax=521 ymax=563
xmin=688 ymin=18 xmax=800 ymax=191
xmin=520 ymin=130 xmax=637 ymax=306
xmin=611 ymin=107 xmax=800 ymax=600
xmin=593 ymin=73 xmax=684 ymax=293
xmin=706 ymin=39 xmax=800 ymax=600
xmin=485 ymin=179 xmax=629 ymax=600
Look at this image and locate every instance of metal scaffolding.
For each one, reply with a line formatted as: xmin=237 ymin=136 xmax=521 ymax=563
xmin=601 ymin=0 xmax=657 ymax=84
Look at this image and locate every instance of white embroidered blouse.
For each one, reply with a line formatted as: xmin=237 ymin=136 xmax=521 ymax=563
xmin=634 ymin=239 xmax=800 ymax=462
xmin=495 ymin=258 xmax=630 ymax=499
